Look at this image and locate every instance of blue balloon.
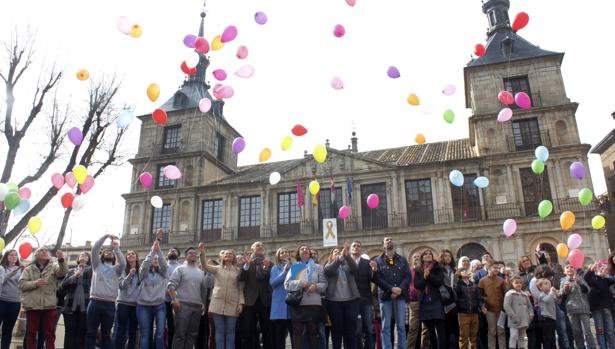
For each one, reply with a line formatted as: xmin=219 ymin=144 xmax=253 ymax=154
xmin=534 ymin=146 xmax=549 ymax=162
xmin=474 ymin=176 xmax=489 ymax=188
xmin=13 ymin=199 xmax=30 ymax=216
xmin=449 ymin=170 xmax=464 ymax=187
xmin=116 ymin=110 xmax=134 ymax=129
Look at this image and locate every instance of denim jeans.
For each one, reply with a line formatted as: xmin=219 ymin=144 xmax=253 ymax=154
xmin=593 ymin=308 xmax=615 ymax=349
xmin=327 ymin=300 xmax=359 ymax=349
xmin=380 ymin=298 xmax=406 ymax=349
xmin=357 ymin=303 xmax=375 ymax=349
xmin=212 ymin=314 xmax=237 ymax=349
xmin=555 ymin=305 xmax=571 ymax=349
xmin=137 ymin=303 xmax=166 ymax=349
xmin=0 ymin=300 xmax=20 ymax=349
xmin=85 ymin=299 xmax=116 ymax=349
xmin=114 ymin=303 xmax=137 ymax=349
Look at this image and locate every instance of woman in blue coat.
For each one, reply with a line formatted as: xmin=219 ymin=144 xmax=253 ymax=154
xmin=270 ymin=247 xmax=292 ymax=349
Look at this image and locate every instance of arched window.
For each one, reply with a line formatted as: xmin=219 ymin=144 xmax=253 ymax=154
xmin=457 ymin=243 xmax=488 ymax=261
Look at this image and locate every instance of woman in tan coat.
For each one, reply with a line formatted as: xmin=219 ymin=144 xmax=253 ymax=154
xmin=198 ymin=243 xmax=244 ymax=349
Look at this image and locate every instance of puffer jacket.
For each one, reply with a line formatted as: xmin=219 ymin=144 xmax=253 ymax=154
xmin=455 ymin=277 xmax=480 ymax=314
xmin=503 ymin=290 xmax=533 ymax=329
xmin=560 ymin=275 xmax=591 ymax=314
xmin=19 ymin=259 xmax=68 ymax=310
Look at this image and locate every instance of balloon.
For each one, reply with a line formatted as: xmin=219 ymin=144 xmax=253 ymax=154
xmin=313 ymin=144 xmax=327 ymax=164
xmin=211 ymin=35 xmax=224 ymax=50
xmin=236 ymin=46 xmax=249 ymax=59
xmin=18 ymin=187 xmax=31 ymax=200
xmin=309 ymin=180 xmax=320 ymax=195
xmin=61 ymin=193 xmax=74 ymax=209
xmin=338 ymin=206 xmax=350 ymax=219
xmin=72 ymin=195 xmax=86 ymax=211
xmin=0 ymin=192 xmax=16 ymax=209
xmin=51 ymin=173 xmax=64 ymax=189
xmin=65 ymin=172 xmax=77 ymax=188
xmin=212 ymin=85 xmax=234 ymax=99
xmin=330 ymin=77 xmax=344 ymax=90
xmin=292 ymin=125 xmax=308 ymax=136
xmin=139 ymin=172 xmax=153 ymax=188
xmin=560 ymin=211 xmax=575 ymax=231
xmin=259 ymin=148 xmax=272 ymax=162
xmin=512 ymin=12 xmax=529 ymax=32
xmin=163 ymin=165 xmax=182 ymax=180
xmin=19 ymin=243 xmax=32 ymax=259
xmin=497 ymin=108 xmax=513 ymax=122
xmin=592 ymin=215 xmax=606 ymax=230
xmin=570 ymin=162 xmax=586 ymax=180
xmin=13 ymin=199 xmax=29 ymax=215
xmin=535 ymin=146 xmax=549 ymax=162
xmin=498 ymin=90 xmax=514 ymax=105
xmin=28 ymin=216 xmax=41 ymax=234
xmin=269 ymin=172 xmax=281 ymax=185
xmin=443 ymin=109 xmax=455 ymax=124
xmin=568 ymin=249 xmax=584 ymax=269
xmin=67 ymin=127 xmax=83 ymax=146
xmin=449 ymin=170 xmax=464 ymax=187
xmin=367 ymin=194 xmax=380 ymax=209
xmin=578 ymin=188 xmax=593 ymax=206
xmin=473 ymin=176 xmax=489 ymax=188
xmin=130 ymin=24 xmax=142 ymax=38
xmin=6 ymin=183 xmax=17 ymax=193
xmin=116 ymin=110 xmax=134 ymax=129
xmin=556 ymin=243 xmax=569 ymax=258
xmin=567 ymin=233 xmax=583 ymax=250
xmin=232 ymin=137 xmax=246 ymax=154
xmin=73 ymin=165 xmax=88 ymax=185
xmin=152 ymin=108 xmax=167 ymax=125
xmin=0 ymin=183 xmax=6 ymax=201
xmin=255 ymin=12 xmax=268 ymax=25
xmin=333 ymin=24 xmax=346 ymax=38
xmin=180 ymin=61 xmax=197 ymax=76
xmin=221 ymin=26 xmax=238 ymax=43
xmin=195 ymin=37 xmax=210 ymax=53
xmin=538 ymin=200 xmax=553 ymax=218
xmin=281 ymin=136 xmax=293 ymax=151
xmin=442 ymin=84 xmax=456 ymax=96
xmin=407 ymin=93 xmax=420 ymax=106
xmin=531 ymin=160 xmax=544 ymax=175
xmin=80 ymin=175 xmax=94 ymax=194
xmin=147 ymin=83 xmax=160 ymax=102
xmin=235 ymin=65 xmax=255 ymax=79
xmin=183 ymin=34 xmax=197 ymax=48
xmin=117 ymin=16 xmax=132 ymax=35
xmin=387 ymin=66 xmax=400 ymax=79
xmin=346 ymin=0 xmax=356 ymax=6
xmin=199 ymin=98 xmax=212 ymax=113
xmin=474 ymin=44 xmax=486 ymax=57
xmin=415 ymin=133 xmax=426 ymax=145
xmin=503 ymin=218 xmax=517 ymax=237
xmin=0 ymin=238 xmax=4 ymax=252
xmin=76 ymin=69 xmax=89 ymax=81
xmin=514 ymin=92 xmax=532 ymax=110
xmin=150 ymin=196 xmax=163 ymax=209
xmin=212 ymin=69 xmax=227 ymax=81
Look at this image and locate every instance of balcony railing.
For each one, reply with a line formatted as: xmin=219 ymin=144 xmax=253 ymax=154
xmin=200 ymin=229 xmax=221 ymax=242
xmin=238 ymin=225 xmax=260 ymax=240
xmin=362 ymin=214 xmax=389 ymax=230
xmin=277 ymin=223 xmax=301 ymax=236
xmin=506 ymin=130 xmax=551 ymax=152
xmin=407 ymin=209 xmax=435 ymax=226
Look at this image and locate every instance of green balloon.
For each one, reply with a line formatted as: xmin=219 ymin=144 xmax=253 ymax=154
xmin=6 ymin=183 xmax=18 ymax=193
xmin=531 ymin=160 xmax=544 ymax=175
xmin=538 ymin=200 xmax=553 ymax=218
xmin=443 ymin=109 xmax=455 ymax=124
xmin=4 ymin=192 xmax=20 ymax=209
xmin=578 ymin=188 xmax=593 ymax=206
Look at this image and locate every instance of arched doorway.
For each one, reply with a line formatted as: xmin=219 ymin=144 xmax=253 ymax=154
xmin=457 ymin=243 xmax=488 ymax=261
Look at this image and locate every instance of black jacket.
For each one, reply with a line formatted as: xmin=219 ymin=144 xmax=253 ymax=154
xmin=61 ymin=266 xmax=92 ymax=314
xmin=455 ymin=277 xmax=480 ymax=314
xmin=374 ymin=253 xmax=411 ymax=301
xmin=240 ymin=260 xmax=273 ymax=307
xmin=355 ymin=257 xmax=376 ymax=304
xmin=414 ymin=262 xmax=445 ymax=321
xmin=584 ymin=270 xmax=615 ymax=311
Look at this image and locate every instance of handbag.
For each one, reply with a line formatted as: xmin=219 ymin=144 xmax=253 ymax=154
xmin=285 ymin=290 xmax=304 ymax=306
xmin=439 ymin=285 xmax=454 ymax=306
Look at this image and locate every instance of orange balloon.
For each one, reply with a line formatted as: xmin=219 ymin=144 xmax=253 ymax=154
xmin=76 ymin=69 xmax=89 ymax=81
xmin=130 ymin=24 xmax=142 ymax=38
xmin=560 ymin=211 xmax=575 ymax=231
xmin=415 ymin=133 xmax=426 ymax=144
xmin=259 ymin=148 xmax=272 ymax=163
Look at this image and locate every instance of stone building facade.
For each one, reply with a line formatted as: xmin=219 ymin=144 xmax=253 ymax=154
xmin=121 ymin=1 xmax=605 ymax=267
xmin=590 ymin=116 xmax=615 ymax=249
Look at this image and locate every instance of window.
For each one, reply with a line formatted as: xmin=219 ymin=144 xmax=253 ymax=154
xmin=318 ymin=187 xmax=344 ymax=233
xmin=150 ymin=203 xmax=171 ymax=243
xmin=360 ymin=183 xmax=388 ymax=230
xmin=450 ymin=174 xmax=481 ymax=222
xmin=405 ymin=179 xmax=434 ymax=225
xmin=278 ymin=192 xmax=301 ymax=236
xmin=512 ymin=118 xmax=542 ymax=151
xmin=213 ymin=132 xmax=226 ymax=162
xmin=504 ymin=76 xmax=531 ymax=104
xmin=163 ymin=125 xmax=181 ymax=151
xmin=157 ymin=163 xmax=176 ymax=188
xmin=520 ymin=167 xmax=552 ymax=216
xmin=201 ymin=199 xmax=223 ymax=241
xmin=238 ymin=196 xmax=260 ymax=239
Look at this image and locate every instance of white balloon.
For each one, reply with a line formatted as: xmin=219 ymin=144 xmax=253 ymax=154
xmin=117 ymin=16 xmax=132 ymax=35
xmin=72 ymin=196 xmax=86 ymax=211
xmin=269 ymin=172 xmax=281 ymax=185
xmin=150 ymin=196 xmax=163 ymax=208
xmin=0 ymin=183 xmax=7 ymax=201
xmin=235 ymin=64 xmax=255 ymax=79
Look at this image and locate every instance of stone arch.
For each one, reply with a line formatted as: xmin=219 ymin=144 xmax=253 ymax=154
xmin=528 ymin=236 xmax=560 ymax=264
xmin=130 ymin=204 xmax=141 ymax=226
xmin=456 ymin=243 xmax=488 ymax=261
xmin=555 ymin=120 xmax=569 ymax=144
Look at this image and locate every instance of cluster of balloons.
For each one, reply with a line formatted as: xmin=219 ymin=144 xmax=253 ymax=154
xmin=0 ymin=183 xmax=31 ymax=216
xmin=530 ymin=145 xmax=549 ymax=175
xmin=117 ymin=17 xmax=142 ymax=38
xmin=52 ymin=165 xmax=94 ymax=212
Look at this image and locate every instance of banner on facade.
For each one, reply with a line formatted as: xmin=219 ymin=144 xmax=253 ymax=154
xmin=322 ymin=218 xmax=338 ymax=247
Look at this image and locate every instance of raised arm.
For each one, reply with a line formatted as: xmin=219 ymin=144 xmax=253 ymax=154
xmin=113 ymin=239 xmax=126 ymax=277
xmin=158 ymin=250 xmax=168 ymax=276
xmin=53 ymin=250 xmax=68 ymax=277
xmin=324 ymin=258 xmax=341 ymax=277
xmin=91 ymin=235 xmax=109 ymax=269
xmin=139 ymin=251 xmax=154 ymax=281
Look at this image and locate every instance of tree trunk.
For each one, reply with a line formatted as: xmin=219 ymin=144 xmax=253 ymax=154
xmin=52 ymin=207 xmax=72 ymax=252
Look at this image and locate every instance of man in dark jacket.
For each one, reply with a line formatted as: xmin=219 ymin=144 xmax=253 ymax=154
xmin=351 ymin=240 xmax=376 ymax=349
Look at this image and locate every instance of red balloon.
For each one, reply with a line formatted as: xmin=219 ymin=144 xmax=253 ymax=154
xmin=474 ymin=44 xmax=486 ymax=57
xmin=512 ymin=12 xmax=529 ymax=32
xmin=291 ymin=124 xmax=308 ymax=137
xmin=19 ymin=242 xmax=33 ymax=259
xmin=61 ymin=193 xmax=74 ymax=209
xmin=195 ymin=37 xmax=210 ymax=53
xmin=152 ymin=109 xmax=167 ymax=125
xmin=180 ymin=61 xmax=196 ymax=76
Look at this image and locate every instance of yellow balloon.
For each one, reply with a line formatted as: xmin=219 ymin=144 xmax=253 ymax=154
xmin=556 ymin=243 xmax=568 ymax=258
xmin=73 ymin=165 xmax=88 ymax=185
xmin=309 ymin=180 xmax=320 ymax=195
xmin=212 ymin=35 xmax=224 ymax=51
xmin=130 ymin=24 xmax=143 ymax=38
xmin=560 ymin=211 xmax=575 ymax=231
xmin=415 ymin=133 xmax=426 ymax=145
xmin=313 ymin=144 xmax=327 ymax=164
xmin=259 ymin=148 xmax=272 ymax=163
xmin=0 ymin=237 xmax=4 ymax=253
xmin=147 ymin=83 xmax=160 ymax=102
xmin=407 ymin=93 xmax=420 ymax=106
xmin=76 ymin=69 xmax=89 ymax=81
xmin=592 ymin=215 xmax=606 ymax=230
xmin=281 ymin=136 xmax=293 ymax=151
xmin=28 ymin=216 xmax=42 ymax=234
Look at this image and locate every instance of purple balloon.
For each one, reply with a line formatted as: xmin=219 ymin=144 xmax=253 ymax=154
xmin=232 ymin=137 xmax=246 ymax=154
xmin=183 ymin=34 xmax=196 ymax=48
xmin=570 ymin=161 xmax=586 ymax=180
xmin=255 ymin=11 xmax=268 ymax=25
xmin=67 ymin=127 xmax=83 ymax=146
xmin=387 ymin=66 xmax=400 ymax=79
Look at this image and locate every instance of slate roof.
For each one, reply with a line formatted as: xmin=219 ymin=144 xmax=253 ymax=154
xmin=360 ymin=138 xmax=478 ymax=166
xmin=210 ymin=159 xmax=305 ymax=186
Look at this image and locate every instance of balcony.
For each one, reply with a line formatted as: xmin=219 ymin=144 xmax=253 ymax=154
xmin=238 ymin=226 xmax=260 ymax=240
xmin=407 ymin=209 xmax=435 ymax=226
xmin=506 ymin=130 xmax=551 ymax=152
xmin=200 ymin=229 xmax=221 ymax=242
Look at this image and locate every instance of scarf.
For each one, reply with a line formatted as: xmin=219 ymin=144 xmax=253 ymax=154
xmin=254 ymin=255 xmax=266 ymax=280
xmin=72 ymin=267 xmax=89 ymax=312
xmin=338 ymin=259 xmax=347 ymax=283
xmin=307 ymin=259 xmax=316 ymax=282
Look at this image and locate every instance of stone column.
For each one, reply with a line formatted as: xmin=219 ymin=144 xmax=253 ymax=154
xmin=261 ymin=187 xmax=270 ymax=238
xmin=505 ymin=165 xmax=518 ymax=203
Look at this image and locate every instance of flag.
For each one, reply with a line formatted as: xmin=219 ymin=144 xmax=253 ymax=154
xmin=296 ymin=181 xmax=304 ymax=208
xmin=346 ymin=177 xmax=353 ymax=204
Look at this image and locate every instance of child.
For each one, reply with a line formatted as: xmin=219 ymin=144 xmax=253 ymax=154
xmin=560 ymin=263 xmax=596 ymax=349
xmin=455 ymin=267 xmax=480 ymax=349
xmin=534 ymin=278 xmax=558 ymax=349
xmin=584 ymin=262 xmax=615 ymax=349
xmin=503 ymin=276 xmax=533 ymax=349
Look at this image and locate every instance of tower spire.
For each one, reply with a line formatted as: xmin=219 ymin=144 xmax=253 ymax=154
xmin=190 ymin=6 xmax=210 ymax=84
xmin=482 ymin=0 xmax=511 ymax=37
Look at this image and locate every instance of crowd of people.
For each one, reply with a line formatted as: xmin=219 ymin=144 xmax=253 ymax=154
xmin=0 ymin=231 xmax=615 ymax=349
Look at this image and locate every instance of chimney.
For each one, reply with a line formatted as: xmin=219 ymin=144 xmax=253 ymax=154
xmin=351 ymin=132 xmax=358 ymax=152
xmin=325 ymin=139 xmax=330 ymax=148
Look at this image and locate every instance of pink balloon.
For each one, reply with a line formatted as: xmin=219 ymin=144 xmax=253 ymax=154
xmin=330 ymin=77 xmax=344 ymax=90
xmin=51 ymin=173 xmax=64 ymax=189
xmin=503 ymin=218 xmax=517 ymax=237
xmin=212 ymin=69 xmax=227 ymax=81
xmin=199 ymin=98 xmax=212 ymax=113
xmin=346 ymin=0 xmax=356 ymax=6
xmin=117 ymin=16 xmax=132 ymax=35
xmin=221 ymin=25 xmax=238 ymax=43
xmin=366 ymin=194 xmax=379 ymax=209
xmin=219 ymin=86 xmax=234 ymax=99
xmin=195 ymin=37 xmax=210 ymax=53
xmin=235 ymin=65 xmax=255 ymax=79
xmin=338 ymin=206 xmax=350 ymax=219
xmin=236 ymin=46 xmax=249 ymax=59
xmin=65 ymin=172 xmax=77 ymax=188
xmin=163 ymin=165 xmax=182 ymax=180
xmin=139 ymin=172 xmax=153 ymax=188
xmin=497 ymin=108 xmax=513 ymax=122
xmin=515 ymin=92 xmax=532 ymax=110
xmin=568 ymin=249 xmax=585 ymax=269
xmin=333 ymin=24 xmax=346 ymax=38
xmin=18 ymin=187 xmax=31 ymax=200
xmin=80 ymin=175 xmax=95 ymax=194
xmin=567 ymin=233 xmax=583 ymax=250
xmin=442 ymin=84 xmax=456 ymax=96
xmin=498 ymin=91 xmax=514 ymax=105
